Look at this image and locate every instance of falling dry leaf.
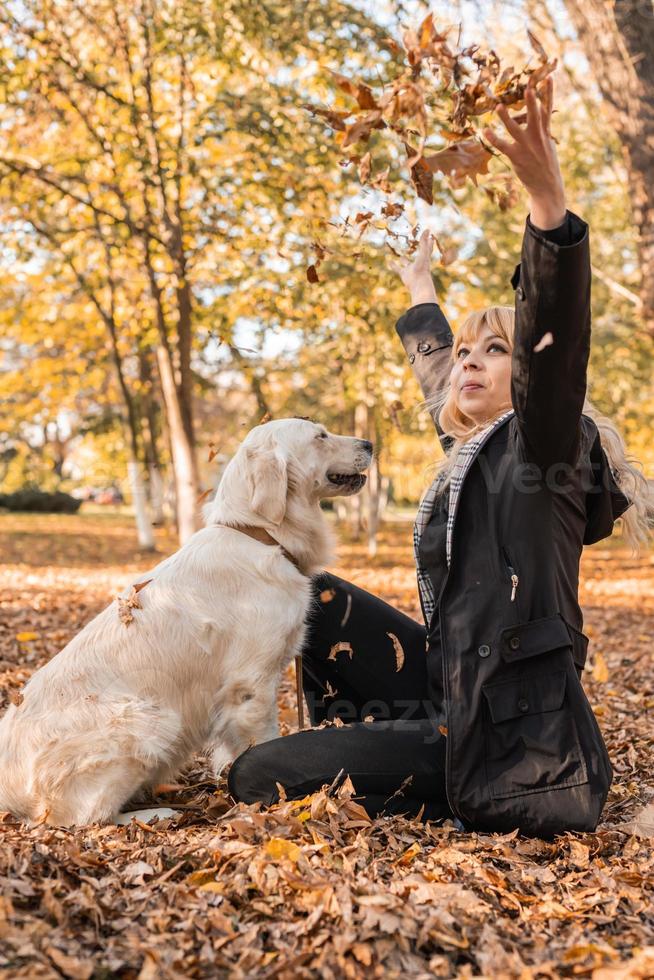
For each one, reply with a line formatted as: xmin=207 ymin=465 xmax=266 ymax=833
xmin=328 ymin=641 xmax=354 ymax=661
xmin=304 ymin=16 xmax=558 ymax=272
xmin=306 ymin=263 xmax=319 ymax=284
xmin=340 ymin=593 xmax=352 ymax=627
xmin=533 ymin=331 xmax=554 ymax=352
xmin=387 ymin=632 xmax=405 ymax=672
xmin=424 ymin=139 xmax=493 ymax=188
xmin=358 ymin=151 xmax=371 ymax=183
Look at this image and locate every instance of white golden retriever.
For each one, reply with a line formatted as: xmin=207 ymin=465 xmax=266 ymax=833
xmin=0 ymin=419 xmax=372 ymax=826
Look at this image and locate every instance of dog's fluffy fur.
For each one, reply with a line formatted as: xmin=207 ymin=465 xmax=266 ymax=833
xmin=0 ymin=419 xmax=371 ymax=826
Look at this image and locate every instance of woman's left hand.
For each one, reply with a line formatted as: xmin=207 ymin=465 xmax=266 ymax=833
xmin=483 ymin=74 xmax=567 ymax=230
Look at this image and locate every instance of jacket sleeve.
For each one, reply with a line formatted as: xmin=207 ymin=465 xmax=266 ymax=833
xmin=510 ymin=208 xmax=591 ymax=470
xmin=395 ymin=302 xmax=455 ymax=453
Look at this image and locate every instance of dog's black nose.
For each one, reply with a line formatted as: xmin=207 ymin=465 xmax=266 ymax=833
xmin=359 ymin=440 xmax=373 ymax=454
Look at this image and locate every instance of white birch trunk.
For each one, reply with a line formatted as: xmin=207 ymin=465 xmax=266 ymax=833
xmin=128 ymin=458 xmax=156 ymax=550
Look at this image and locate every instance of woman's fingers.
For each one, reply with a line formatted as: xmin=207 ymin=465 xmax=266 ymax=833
xmin=495 ymin=102 xmax=525 ymax=142
xmin=525 ymin=79 xmax=545 ymax=139
xmin=484 ymin=125 xmax=515 ymax=157
xmin=418 ymin=228 xmax=434 ymax=258
xmin=539 ymin=76 xmax=554 ymax=137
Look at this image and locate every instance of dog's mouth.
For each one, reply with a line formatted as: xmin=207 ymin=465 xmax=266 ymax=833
xmin=327 ymin=472 xmax=367 ymax=492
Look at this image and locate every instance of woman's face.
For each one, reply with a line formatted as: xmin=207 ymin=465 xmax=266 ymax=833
xmin=450 ymin=327 xmax=513 ymax=423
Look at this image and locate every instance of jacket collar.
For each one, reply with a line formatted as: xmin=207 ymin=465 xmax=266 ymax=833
xmin=413 ymin=409 xmax=515 ymax=623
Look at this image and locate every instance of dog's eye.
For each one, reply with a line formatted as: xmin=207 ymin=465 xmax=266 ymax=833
xmin=317 ymin=431 xmax=328 ymax=439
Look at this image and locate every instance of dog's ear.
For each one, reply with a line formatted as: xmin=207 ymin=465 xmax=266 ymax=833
xmin=244 ymin=445 xmax=288 ymax=525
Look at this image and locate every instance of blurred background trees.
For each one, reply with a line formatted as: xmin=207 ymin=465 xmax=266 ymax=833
xmin=1 ymin=0 xmax=652 ymax=553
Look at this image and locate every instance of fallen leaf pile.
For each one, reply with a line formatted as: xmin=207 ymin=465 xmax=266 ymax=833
xmin=303 ymin=17 xmax=555 ymax=277
xmin=0 ymin=512 xmax=652 ymax=977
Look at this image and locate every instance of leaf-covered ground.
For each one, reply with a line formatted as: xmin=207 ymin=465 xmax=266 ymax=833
xmin=0 ymin=511 xmax=652 ymax=979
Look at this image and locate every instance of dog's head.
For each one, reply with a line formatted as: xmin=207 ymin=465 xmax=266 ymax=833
xmin=232 ymin=418 xmax=373 ymax=526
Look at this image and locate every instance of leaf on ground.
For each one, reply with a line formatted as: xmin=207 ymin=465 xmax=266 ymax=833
xmin=264 ymin=838 xmax=302 ymax=863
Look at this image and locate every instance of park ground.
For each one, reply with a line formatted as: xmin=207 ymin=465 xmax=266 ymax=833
xmin=0 ymin=510 xmax=652 ymax=978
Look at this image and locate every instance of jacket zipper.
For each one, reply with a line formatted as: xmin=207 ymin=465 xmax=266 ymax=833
xmin=501 ymin=546 xmax=520 ymax=604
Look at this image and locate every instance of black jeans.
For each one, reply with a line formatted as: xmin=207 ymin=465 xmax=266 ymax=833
xmin=227 ymin=572 xmax=453 ymax=822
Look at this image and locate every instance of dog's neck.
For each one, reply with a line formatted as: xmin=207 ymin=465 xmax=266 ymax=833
xmin=206 ymin=490 xmax=335 ymax=578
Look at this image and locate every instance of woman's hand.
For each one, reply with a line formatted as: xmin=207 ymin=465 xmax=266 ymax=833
xmin=483 ymin=74 xmax=567 ymax=231
xmin=390 ymin=229 xmax=438 ymax=306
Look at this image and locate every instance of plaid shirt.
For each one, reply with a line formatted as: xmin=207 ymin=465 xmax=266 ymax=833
xmin=414 ymin=409 xmax=516 ymax=626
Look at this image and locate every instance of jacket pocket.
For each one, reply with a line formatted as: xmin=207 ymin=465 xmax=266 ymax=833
xmin=499 ymin=613 xmax=572 ymax=664
xmin=481 ymin=669 xmax=589 ymax=800
xmin=562 ymin=620 xmax=590 ymax=673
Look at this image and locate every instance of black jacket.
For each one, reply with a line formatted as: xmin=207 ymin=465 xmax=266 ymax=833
xmin=395 ymin=209 xmax=631 ymax=838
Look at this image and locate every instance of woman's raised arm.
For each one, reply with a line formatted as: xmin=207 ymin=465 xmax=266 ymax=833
xmin=485 ymin=73 xmax=590 ymax=470
xmin=392 ymin=231 xmax=456 ymax=453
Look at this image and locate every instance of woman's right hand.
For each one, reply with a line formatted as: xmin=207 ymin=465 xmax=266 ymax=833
xmin=389 ymin=229 xmax=438 ymax=306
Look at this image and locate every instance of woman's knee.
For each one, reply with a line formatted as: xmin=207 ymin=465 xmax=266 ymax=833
xmin=227 ymin=743 xmax=280 ymax=806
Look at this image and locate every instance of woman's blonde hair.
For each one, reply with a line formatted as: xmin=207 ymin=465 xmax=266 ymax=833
xmin=421 ymin=305 xmax=653 ymax=555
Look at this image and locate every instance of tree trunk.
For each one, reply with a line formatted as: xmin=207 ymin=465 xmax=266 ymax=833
xmin=351 ymin=402 xmax=368 ymax=536
xmin=156 ymin=343 xmax=198 ymax=543
xmin=229 ymin=343 xmax=271 ymax=420
xmin=366 ymin=452 xmax=381 ymax=558
xmin=148 ymin=463 xmax=165 ymax=526
xmin=563 ymin=0 xmax=654 ymax=335
xmin=138 ymin=351 xmax=166 ymax=525
xmin=128 ymin=458 xmax=156 ymax=550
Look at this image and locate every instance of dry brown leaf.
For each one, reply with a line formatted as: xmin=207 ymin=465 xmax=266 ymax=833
xmin=386 ymin=632 xmax=405 ymax=672
xmin=593 ymin=651 xmax=610 ymax=684
xmin=533 ymin=331 xmax=554 ymax=352
xmin=358 ymin=151 xmax=372 ymax=183
xmin=341 ymin=110 xmax=384 ymax=149
xmin=625 ymin=803 xmax=654 ymax=838
xmin=117 ymin=579 xmax=153 ymax=626
xmin=424 ymin=139 xmax=492 ymax=188
xmin=328 ymin=641 xmax=354 ymax=661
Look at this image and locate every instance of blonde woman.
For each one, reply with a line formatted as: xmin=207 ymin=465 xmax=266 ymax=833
xmin=228 ymin=75 xmax=652 ymax=837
